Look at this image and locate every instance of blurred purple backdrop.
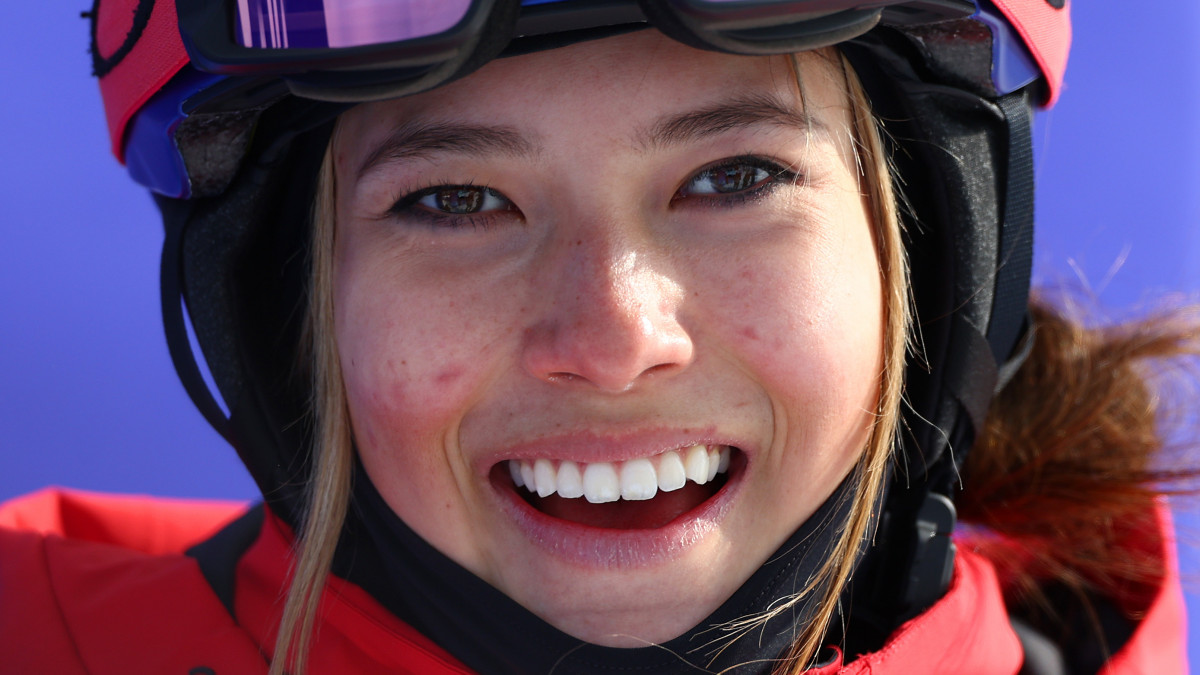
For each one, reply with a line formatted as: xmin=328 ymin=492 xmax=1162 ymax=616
xmin=2 ymin=1 xmax=1197 ymax=664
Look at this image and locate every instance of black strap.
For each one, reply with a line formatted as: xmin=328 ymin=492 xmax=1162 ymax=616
xmin=989 ymin=92 xmax=1035 ymax=371
xmin=890 ymin=89 xmax=1039 ymax=623
xmin=185 ymin=504 xmax=265 ymax=617
xmin=159 ymin=196 xmax=236 ymax=446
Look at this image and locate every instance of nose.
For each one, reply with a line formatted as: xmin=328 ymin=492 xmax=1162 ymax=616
xmin=521 ymin=230 xmax=694 ymax=393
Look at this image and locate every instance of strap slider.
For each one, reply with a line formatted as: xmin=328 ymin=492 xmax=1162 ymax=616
xmin=902 ymin=493 xmax=957 ymax=614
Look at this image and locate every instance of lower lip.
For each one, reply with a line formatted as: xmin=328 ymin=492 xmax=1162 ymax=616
xmin=489 ymin=452 xmax=745 ymax=569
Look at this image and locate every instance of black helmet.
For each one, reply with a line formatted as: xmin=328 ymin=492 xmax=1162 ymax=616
xmin=90 ymin=0 xmax=1069 ymax=631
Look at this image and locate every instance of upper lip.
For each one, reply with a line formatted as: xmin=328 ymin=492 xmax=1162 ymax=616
xmin=475 ymin=427 xmax=750 ymax=475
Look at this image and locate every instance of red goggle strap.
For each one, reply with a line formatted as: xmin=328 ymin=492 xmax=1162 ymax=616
xmin=990 ymin=0 xmax=1071 ymax=105
xmin=93 ymin=0 xmax=190 ymax=162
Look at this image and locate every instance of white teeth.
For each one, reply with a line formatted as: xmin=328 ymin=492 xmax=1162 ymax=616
xmin=583 ymin=463 xmax=621 ymax=503
xmin=556 ymin=461 xmax=584 ymax=498
xmin=506 ymin=445 xmax=734 ymax=502
xmin=683 ymin=445 xmax=710 ymax=485
xmin=520 ymin=462 xmax=536 ymax=493
xmin=656 ymin=451 xmax=687 ymax=492
xmin=620 ymin=458 xmax=658 ymax=501
xmin=534 ymin=458 xmax=557 ymax=498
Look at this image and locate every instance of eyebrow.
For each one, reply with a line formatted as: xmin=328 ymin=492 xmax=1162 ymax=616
xmin=640 ymin=93 xmax=826 ymax=151
xmin=357 ymin=121 xmax=538 ymax=179
xmin=356 ymin=93 xmax=824 ymax=179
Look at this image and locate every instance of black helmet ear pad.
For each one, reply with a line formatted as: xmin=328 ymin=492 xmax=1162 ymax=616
xmin=843 ymin=26 xmax=1032 ymax=488
xmin=838 ymin=25 xmax=1035 ymax=632
xmin=159 ymin=100 xmax=342 ymax=527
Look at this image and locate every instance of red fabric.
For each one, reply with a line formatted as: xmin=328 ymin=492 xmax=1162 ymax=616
xmin=1098 ymin=505 xmax=1189 ymax=674
xmin=990 ymin=0 xmax=1072 ymax=106
xmin=0 ymin=490 xmax=262 ymax=674
xmin=840 ymin=550 xmax=1024 ymax=674
xmin=0 ymin=487 xmax=244 ymax=554
xmin=0 ymin=488 xmax=1186 ymax=674
xmin=234 ymin=512 xmax=477 ymax=673
xmin=95 ymin=0 xmax=190 ymax=162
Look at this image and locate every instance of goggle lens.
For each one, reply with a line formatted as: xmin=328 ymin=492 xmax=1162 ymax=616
xmin=234 ymin=0 xmax=474 ymax=49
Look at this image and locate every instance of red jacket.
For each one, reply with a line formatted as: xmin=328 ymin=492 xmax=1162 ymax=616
xmin=0 ymin=488 xmax=1187 ymax=674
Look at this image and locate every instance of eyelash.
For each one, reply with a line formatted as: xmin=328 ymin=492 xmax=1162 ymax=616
xmin=383 ymin=156 xmax=801 ymax=229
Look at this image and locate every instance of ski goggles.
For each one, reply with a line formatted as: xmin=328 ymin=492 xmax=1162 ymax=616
xmin=126 ymin=0 xmax=1048 ymax=199
xmin=176 ymin=0 xmax=977 ymax=102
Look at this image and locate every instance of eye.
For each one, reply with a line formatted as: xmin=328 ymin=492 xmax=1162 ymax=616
xmin=676 ymin=157 xmax=800 ymax=202
xmin=415 ymin=186 xmax=511 ymax=215
xmin=388 ymin=184 xmax=519 ymax=229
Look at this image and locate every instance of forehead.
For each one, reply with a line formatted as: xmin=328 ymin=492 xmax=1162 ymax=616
xmin=335 ymin=30 xmax=851 ymax=158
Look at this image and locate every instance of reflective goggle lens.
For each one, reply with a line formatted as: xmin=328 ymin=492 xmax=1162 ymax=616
xmin=234 ymin=0 xmax=474 ymax=49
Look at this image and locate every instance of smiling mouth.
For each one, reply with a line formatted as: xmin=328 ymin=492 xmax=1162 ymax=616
xmin=500 ymin=445 xmax=736 ymax=530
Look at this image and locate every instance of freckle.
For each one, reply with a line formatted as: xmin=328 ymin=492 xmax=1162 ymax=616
xmin=401 ymin=360 xmax=408 ymax=365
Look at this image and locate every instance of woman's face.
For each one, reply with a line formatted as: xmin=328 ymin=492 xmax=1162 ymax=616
xmin=333 ymin=30 xmax=882 ymax=646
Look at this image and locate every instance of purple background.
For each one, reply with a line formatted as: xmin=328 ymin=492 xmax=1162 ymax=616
xmin=2 ymin=2 xmax=1197 ymax=663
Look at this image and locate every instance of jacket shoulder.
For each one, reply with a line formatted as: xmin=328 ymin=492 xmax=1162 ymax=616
xmin=0 ymin=489 xmax=267 ymax=674
xmin=0 ymin=487 xmax=248 ymax=553
xmin=838 ymin=503 xmax=1187 ymax=674
xmin=1096 ymin=504 xmax=1188 ymax=673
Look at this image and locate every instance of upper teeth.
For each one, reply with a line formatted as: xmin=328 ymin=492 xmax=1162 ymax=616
xmin=508 ymin=445 xmax=732 ymax=504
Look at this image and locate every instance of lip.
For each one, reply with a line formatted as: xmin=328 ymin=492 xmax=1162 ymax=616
xmin=484 ymin=432 xmax=749 ymax=568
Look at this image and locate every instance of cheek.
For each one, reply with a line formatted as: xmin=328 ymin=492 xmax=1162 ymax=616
xmin=333 ymin=262 xmax=505 ymax=463
xmin=713 ymin=223 xmax=883 ymax=432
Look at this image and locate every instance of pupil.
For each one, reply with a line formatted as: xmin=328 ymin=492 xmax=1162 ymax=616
xmin=438 ymin=188 xmax=482 ymax=214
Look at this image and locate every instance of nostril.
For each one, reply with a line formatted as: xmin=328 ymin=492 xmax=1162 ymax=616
xmin=642 ymin=362 xmax=679 ymax=378
xmin=546 ymin=372 xmax=585 ymax=385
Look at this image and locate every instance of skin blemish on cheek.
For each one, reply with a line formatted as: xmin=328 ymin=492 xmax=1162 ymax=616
xmin=740 ymin=326 xmax=760 ymax=341
xmin=436 ymin=366 xmax=465 ymax=386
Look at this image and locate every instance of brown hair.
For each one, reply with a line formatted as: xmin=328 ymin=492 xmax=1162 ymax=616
xmin=270 ymin=141 xmax=353 ymax=675
xmin=959 ymin=296 xmax=1200 ymax=639
xmin=767 ymin=50 xmax=909 ymax=672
